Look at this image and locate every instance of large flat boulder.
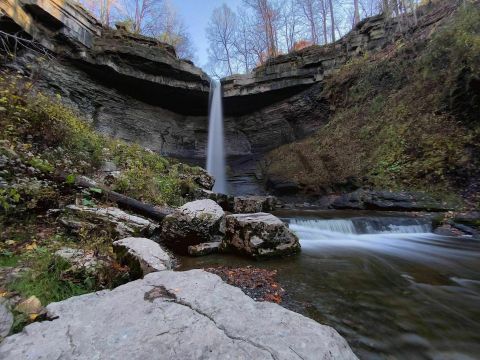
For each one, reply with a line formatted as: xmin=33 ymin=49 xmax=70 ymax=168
xmin=0 ymin=270 xmax=357 ymax=359
xmin=160 ymin=200 xmax=225 ymax=254
xmin=224 ymin=213 xmax=300 ymax=258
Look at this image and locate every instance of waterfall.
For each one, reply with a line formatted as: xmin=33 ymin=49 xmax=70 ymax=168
xmin=288 ymin=217 xmax=432 ymax=237
xmin=207 ymin=81 xmax=227 ymax=194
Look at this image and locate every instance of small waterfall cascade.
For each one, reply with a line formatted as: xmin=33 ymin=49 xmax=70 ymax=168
xmin=288 ymin=217 xmax=432 ymax=236
xmin=206 ymin=81 xmax=227 ymax=194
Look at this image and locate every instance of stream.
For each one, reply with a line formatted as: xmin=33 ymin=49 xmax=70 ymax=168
xmin=179 ymin=210 xmax=480 ymax=359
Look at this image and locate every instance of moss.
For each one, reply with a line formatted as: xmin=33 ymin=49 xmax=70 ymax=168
xmin=0 ymin=72 xmax=201 ymax=211
xmin=8 ymin=249 xmax=95 ymax=305
xmin=265 ymin=4 xmax=480 ymax=204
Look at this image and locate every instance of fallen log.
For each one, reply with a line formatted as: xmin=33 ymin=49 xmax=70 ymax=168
xmin=55 ymin=174 xmax=173 ymax=222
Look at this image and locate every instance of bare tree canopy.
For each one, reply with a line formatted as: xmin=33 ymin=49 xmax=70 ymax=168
xmin=206 ymin=4 xmax=237 ymax=76
xmin=77 ymin=0 xmax=195 ymax=60
xmin=206 ymin=0 xmax=421 ymax=77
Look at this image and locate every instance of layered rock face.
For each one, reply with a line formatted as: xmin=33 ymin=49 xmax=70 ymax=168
xmin=221 ymin=2 xmax=461 ymax=157
xmin=0 ymin=0 xmax=211 ymax=158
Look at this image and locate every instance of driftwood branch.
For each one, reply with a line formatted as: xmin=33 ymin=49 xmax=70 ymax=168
xmin=56 ymin=174 xmax=173 ymax=222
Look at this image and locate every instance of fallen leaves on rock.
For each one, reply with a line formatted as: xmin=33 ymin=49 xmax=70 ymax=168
xmin=205 ymin=266 xmax=285 ymax=304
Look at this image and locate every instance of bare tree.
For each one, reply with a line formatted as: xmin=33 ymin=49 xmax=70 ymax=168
xmin=279 ymin=0 xmax=301 ymax=51
xmin=298 ymin=0 xmax=319 ymax=44
xmin=353 ymin=0 xmax=361 ymax=25
xmin=318 ymin=0 xmax=329 ymax=44
xmin=244 ymin=0 xmax=281 ymax=58
xmin=117 ymin=0 xmax=164 ymax=35
xmin=328 ymin=0 xmax=336 ymax=42
xmin=206 ymin=4 xmax=237 ymax=76
xmin=156 ymin=0 xmax=195 ymax=60
xmin=233 ymin=8 xmax=256 ymax=73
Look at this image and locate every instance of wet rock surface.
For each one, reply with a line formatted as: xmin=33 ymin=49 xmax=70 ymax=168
xmin=187 ymin=241 xmax=221 ymax=257
xmin=224 ymin=213 xmax=300 ymax=258
xmin=0 ymin=270 xmax=357 ymax=359
xmin=160 ymin=200 xmax=226 ymax=254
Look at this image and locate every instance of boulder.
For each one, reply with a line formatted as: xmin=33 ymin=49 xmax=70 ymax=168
xmin=233 ymin=196 xmax=277 ymax=213
xmin=160 ymin=200 xmax=225 ymax=254
xmin=224 ymin=213 xmax=300 ymax=258
xmin=191 ymin=188 xmax=233 ymax=211
xmin=59 ymin=205 xmax=159 ymax=239
xmin=332 ymin=189 xmax=454 ymax=212
xmin=0 ymin=270 xmax=357 ymax=359
xmin=0 ymin=301 xmax=13 ymax=339
xmin=14 ymin=296 xmax=42 ymax=316
xmin=113 ymin=238 xmax=173 ymax=278
xmin=188 ymin=241 xmax=221 ymax=256
xmin=55 ymin=248 xmax=102 ymax=274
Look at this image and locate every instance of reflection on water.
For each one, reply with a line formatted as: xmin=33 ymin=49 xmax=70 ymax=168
xmin=179 ymin=211 xmax=480 ymax=359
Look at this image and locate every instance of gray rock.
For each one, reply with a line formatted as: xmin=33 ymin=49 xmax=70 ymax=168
xmin=0 ymin=270 xmax=357 ymax=359
xmin=224 ymin=213 xmax=300 ymax=258
xmin=59 ymin=205 xmax=159 ymax=238
xmin=55 ymin=248 xmax=101 ymax=274
xmin=0 ymin=301 xmax=13 ymax=339
xmin=233 ymin=196 xmax=277 ymax=213
xmin=331 ymin=189 xmax=454 ymax=212
xmin=160 ymin=200 xmax=225 ymax=254
xmin=191 ymin=188 xmax=233 ymax=211
xmin=188 ymin=241 xmax=221 ymax=256
xmin=113 ymin=238 xmax=173 ymax=277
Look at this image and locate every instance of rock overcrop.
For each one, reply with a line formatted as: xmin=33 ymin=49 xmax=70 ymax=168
xmin=0 ymin=270 xmax=357 ymax=359
xmin=224 ymin=213 xmax=300 ymax=258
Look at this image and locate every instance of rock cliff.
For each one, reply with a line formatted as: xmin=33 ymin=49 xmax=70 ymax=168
xmin=221 ymin=1 xmax=462 ymax=156
xmin=0 ymin=0 xmax=210 ymax=158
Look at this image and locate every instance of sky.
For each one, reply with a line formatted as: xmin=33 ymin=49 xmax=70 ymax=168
xmin=171 ymin=0 xmax=243 ymax=67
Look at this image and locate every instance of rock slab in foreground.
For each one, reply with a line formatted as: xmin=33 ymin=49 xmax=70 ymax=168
xmin=160 ymin=200 xmax=225 ymax=254
xmin=0 ymin=270 xmax=357 ymax=360
xmin=224 ymin=213 xmax=300 ymax=257
xmin=113 ymin=238 xmax=173 ymax=277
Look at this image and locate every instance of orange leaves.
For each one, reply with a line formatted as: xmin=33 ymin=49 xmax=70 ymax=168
xmin=205 ymin=265 xmax=285 ymax=304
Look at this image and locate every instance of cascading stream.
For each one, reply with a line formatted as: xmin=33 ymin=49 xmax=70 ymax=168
xmin=206 ymin=81 xmax=227 ymax=194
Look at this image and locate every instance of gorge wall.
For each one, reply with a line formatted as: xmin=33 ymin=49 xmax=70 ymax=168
xmin=1 ymin=0 xmax=451 ymax=161
xmin=0 ymin=0 xmax=211 ymax=159
xmin=1 ymin=0 xmax=477 ymax=199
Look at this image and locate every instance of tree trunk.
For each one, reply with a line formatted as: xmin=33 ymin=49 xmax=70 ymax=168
xmin=353 ymin=0 xmax=361 ymax=26
xmin=328 ymin=0 xmax=335 ymax=42
xmin=57 ymin=174 xmax=173 ymax=222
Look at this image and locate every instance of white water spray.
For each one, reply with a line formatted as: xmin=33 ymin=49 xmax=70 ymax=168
xmin=207 ymin=81 xmax=227 ymax=194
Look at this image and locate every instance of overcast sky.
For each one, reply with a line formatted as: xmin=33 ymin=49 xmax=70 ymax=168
xmin=171 ymin=0 xmax=243 ymax=67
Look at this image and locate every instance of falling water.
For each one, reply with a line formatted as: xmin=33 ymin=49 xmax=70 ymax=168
xmin=206 ymin=81 xmax=227 ymax=194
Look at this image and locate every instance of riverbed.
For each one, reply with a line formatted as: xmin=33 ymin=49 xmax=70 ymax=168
xmin=179 ymin=210 xmax=480 ymax=359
